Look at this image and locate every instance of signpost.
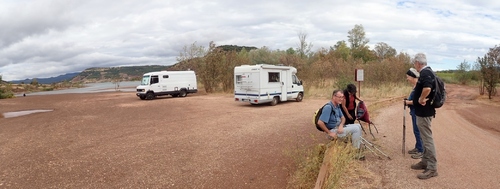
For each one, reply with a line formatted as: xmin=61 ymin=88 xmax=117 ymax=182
xmin=355 ymin=69 xmax=364 ymax=97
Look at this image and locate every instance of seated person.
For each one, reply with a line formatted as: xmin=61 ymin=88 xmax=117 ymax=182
xmin=317 ymin=89 xmax=363 ymax=149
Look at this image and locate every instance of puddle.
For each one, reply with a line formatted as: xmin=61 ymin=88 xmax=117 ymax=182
xmin=1 ymin=109 xmax=53 ymax=118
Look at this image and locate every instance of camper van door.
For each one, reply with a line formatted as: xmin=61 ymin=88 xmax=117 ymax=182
xmin=280 ymin=70 xmax=288 ymax=101
xmin=151 ymin=75 xmax=160 ymax=92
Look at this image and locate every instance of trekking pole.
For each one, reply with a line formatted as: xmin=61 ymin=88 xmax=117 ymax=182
xmin=361 ymin=137 xmax=391 ymax=160
xmin=402 ymin=99 xmax=407 ymax=156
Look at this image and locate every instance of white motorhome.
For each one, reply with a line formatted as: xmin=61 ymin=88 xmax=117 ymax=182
xmin=136 ymin=71 xmax=197 ymax=100
xmin=234 ymin=64 xmax=304 ymax=105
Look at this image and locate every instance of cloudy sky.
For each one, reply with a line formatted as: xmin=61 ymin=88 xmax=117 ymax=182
xmin=0 ymin=0 xmax=499 ymax=81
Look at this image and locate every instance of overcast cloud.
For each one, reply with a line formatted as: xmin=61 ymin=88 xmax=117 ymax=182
xmin=0 ymin=0 xmax=499 ymax=80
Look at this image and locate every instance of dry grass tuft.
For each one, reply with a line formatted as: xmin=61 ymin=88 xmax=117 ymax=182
xmin=286 ymin=143 xmax=327 ymax=189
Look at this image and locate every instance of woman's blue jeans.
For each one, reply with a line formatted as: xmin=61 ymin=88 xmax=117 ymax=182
xmin=410 ymin=108 xmax=424 ymax=153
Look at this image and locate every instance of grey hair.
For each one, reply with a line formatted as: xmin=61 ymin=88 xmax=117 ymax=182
xmin=332 ymin=89 xmax=342 ymax=97
xmin=414 ymin=53 xmax=427 ymax=66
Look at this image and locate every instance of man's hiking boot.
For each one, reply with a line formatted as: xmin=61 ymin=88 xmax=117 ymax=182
xmin=417 ymin=169 xmax=438 ymax=179
xmin=411 ymin=152 xmax=423 ymax=159
xmin=408 ymin=148 xmax=418 ymax=154
xmin=410 ymin=161 xmax=427 ymax=170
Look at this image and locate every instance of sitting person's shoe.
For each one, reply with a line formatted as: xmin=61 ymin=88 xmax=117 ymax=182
xmin=411 ymin=152 xmax=423 ymax=159
xmin=410 ymin=161 xmax=427 ymax=170
xmin=417 ymin=169 xmax=438 ymax=179
xmin=408 ymin=148 xmax=418 ymax=154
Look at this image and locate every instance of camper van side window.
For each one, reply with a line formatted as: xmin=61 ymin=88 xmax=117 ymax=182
xmin=151 ymin=76 xmax=159 ymax=84
xmin=292 ymin=75 xmax=299 ymax=84
xmin=236 ymin=75 xmax=242 ymax=84
xmin=268 ymin=72 xmax=280 ymax=82
xmin=163 ymin=75 xmax=169 ymax=79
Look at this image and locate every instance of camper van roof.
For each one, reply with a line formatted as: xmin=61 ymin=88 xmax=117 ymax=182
xmin=143 ymin=70 xmax=195 ymax=75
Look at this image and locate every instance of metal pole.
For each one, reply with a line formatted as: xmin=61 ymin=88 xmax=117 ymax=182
xmin=403 ymin=99 xmax=407 ymax=155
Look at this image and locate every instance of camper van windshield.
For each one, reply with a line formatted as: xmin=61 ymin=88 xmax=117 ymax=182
xmin=141 ymin=75 xmax=150 ymax=85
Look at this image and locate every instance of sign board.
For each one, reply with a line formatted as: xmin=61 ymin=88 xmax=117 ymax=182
xmin=355 ymin=69 xmax=364 ymax=81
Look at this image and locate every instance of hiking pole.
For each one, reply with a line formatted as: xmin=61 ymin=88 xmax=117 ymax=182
xmin=402 ymin=98 xmax=407 ymax=156
xmin=361 ymin=137 xmax=391 ymax=160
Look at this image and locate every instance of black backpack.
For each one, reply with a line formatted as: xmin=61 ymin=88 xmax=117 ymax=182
xmin=429 ymin=69 xmax=446 ymax=108
xmin=313 ymin=103 xmax=335 ymax=131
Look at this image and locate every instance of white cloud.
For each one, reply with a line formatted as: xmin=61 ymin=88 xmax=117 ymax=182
xmin=1 ymin=0 xmax=499 ymax=80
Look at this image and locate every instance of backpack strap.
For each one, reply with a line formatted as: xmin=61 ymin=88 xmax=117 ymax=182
xmin=324 ymin=103 xmax=338 ymax=128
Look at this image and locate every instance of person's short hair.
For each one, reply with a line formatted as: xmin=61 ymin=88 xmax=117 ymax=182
xmin=346 ymin=84 xmax=357 ymax=94
xmin=406 ymin=68 xmax=420 ymax=78
xmin=413 ymin=53 xmax=427 ymax=66
xmin=332 ymin=89 xmax=342 ymax=97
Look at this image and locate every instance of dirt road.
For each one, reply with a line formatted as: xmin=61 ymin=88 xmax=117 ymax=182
xmin=358 ymin=84 xmax=500 ymax=188
xmin=1 ymin=84 xmax=499 ymax=188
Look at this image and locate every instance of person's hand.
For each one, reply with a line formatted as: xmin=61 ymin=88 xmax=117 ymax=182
xmin=419 ymin=97 xmax=428 ymax=106
xmin=328 ymin=132 xmax=337 ymax=140
xmin=347 ymin=115 xmax=353 ymax=120
xmin=337 ymin=126 xmax=344 ymax=134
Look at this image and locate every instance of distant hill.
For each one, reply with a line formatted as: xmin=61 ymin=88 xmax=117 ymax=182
xmin=8 ymin=72 xmax=81 ymax=84
xmin=6 ymin=45 xmax=256 ymax=84
xmin=71 ymin=65 xmax=172 ymax=83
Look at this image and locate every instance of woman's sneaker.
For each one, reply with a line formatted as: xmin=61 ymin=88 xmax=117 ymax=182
xmin=408 ymin=148 xmax=418 ymax=154
xmin=411 ymin=152 xmax=423 ymax=159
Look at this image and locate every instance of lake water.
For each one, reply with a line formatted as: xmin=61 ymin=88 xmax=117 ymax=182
xmin=18 ymin=81 xmax=141 ymax=96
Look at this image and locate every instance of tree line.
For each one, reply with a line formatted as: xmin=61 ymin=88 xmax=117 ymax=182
xmin=1 ymin=24 xmax=499 ymax=99
xmin=174 ymin=24 xmax=499 ymax=99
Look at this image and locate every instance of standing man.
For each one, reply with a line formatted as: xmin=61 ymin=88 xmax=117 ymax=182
xmin=410 ymin=53 xmax=438 ymax=179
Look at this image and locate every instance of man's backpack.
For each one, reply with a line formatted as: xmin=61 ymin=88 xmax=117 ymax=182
xmin=313 ymin=103 xmax=335 ymax=131
xmin=429 ymin=70 xmax=446 ymax=108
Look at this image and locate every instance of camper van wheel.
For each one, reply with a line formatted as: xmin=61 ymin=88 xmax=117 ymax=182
xmin=270 ymin=97 xmax=279 ymax=106
xmin=296 ymin=93 xmax=303 ymax=102
xmin=145 ymin=92 xmax=155 ymax=100
xmin=139 ymin=96 xmax=146 ymax=100
xmin=179 ymin=90 xmax=187 ymax=97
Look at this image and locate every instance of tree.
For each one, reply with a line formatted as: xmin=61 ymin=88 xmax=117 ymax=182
xmin=248 ymin=46 xmax=278 ymax=64
xmin=331 ymin=40 xmax=350 ymax=61
xmin=373 ymin=42 xmax=397 ymax=60
xmin=477 ymin=45 xmax=500 ymax=99
xmin=176 ymin=41 xmax=207 ymax=71
xmin=31 ymin=78 xmax=39 ymax=85
xmin=347 ymin=24 xmax=369 ymax=50
xmin=296 ymin=31 xmax=313 ymax=59
xmin=347 ymin=24 xmax=374 ymax=62
xmin=455 ymin=60 xmax=472 ymax=85
xmin=352 ymin=46 xmax=377 ymax=63
xmin=200 ymin=41 xmax=224 ymax=93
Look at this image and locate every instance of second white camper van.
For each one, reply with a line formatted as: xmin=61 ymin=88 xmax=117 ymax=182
xmin=136 ymin=71 xmax=197 ymax=100
xmin=234 ymin=64 xmax=304 ymax=106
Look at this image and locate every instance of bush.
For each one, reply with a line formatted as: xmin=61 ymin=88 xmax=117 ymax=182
xmin=0 ymin=88 xmax=14 ymax=99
